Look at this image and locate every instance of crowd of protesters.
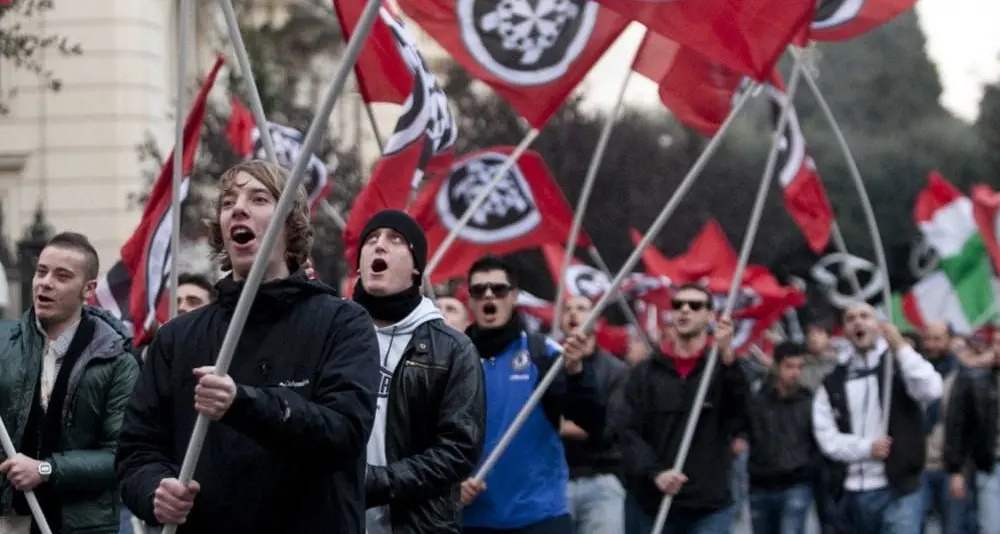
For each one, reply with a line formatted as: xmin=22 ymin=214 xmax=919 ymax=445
xmin=1 ymin=159 xmax=1000 ymax=534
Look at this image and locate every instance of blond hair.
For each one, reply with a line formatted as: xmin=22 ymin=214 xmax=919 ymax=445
xmin=206 ymin=160 xmax=313 ymax=271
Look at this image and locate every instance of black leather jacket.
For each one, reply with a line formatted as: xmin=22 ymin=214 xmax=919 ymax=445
xmin=945 ymin=367 xmax=999 ymax=474
xmin=364 ymin=319 xmax=486 ymax=534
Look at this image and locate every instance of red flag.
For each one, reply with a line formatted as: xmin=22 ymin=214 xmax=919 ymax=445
xmin=120 ymin=56 xmax=224 ymax=345
xmin=761 ymin=78 xmax=833 ymax=253
xmin=595 ymin=0 xmax=813 ymax=80
xmin=972 ymin=184 xmax=1000 ymax=274
xmin=342 ymin=9 xmax=458 ymax=263
xmin=397 ymin=0 xmax=628 ymax=128
xmin=223 ymin=104 xmax=333 ymax=217
xmin=225 ymin=96 xmax=255 ymax=157
xmin=410 ymin=147 xmax=591 ymax=283
xmin=541 ymin=244 xmax=611 ymax=300
xmin=809 ymin=0 xmax=918 ymax=42
xmin=632 ymin=33 xmax=744 ymax=137
xmin=332 ymin=2 xmax=413 ymax=104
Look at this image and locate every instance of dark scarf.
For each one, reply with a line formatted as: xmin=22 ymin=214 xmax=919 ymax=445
xmin=16 ymin=315 xmax=96 ymax=533
xmin=924 ymin=353 xmax=958 ymax=433
xmin=466 ymin=313 xmax=525 ymax=359
xmin=352 ymin=280 xmax=422 ymax=324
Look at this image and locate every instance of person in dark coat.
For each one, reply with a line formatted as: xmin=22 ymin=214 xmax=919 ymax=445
xmin=352 ymin=210 xmax=486 ymax=534
xmin=115 ymin=160 xmax=380 ymax=533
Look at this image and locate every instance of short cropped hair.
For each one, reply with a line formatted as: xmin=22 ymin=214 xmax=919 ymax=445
xmin=178 ymin=272 xmax=217 ymax=301
xmin=45 ymin=232 xmax=99 ymax=281
xmin=467 ymin=255 xmax=519 ymax=288
xmin=773 ymin=341 xmax=808 ymax=365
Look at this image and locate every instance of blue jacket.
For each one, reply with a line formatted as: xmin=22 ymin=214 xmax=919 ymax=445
xmin=463 ymin=332 xmax=605 ymax=529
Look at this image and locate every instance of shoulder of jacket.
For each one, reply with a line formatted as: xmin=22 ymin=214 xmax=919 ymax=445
xmin=420 ymin=320 xmax=473 ymax=347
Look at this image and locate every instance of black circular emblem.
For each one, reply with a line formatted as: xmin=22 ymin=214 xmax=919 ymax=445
xmin=252 ymin=123 xmax=326 ymax=200
xmin=457 ymin=0 xmax=598 ymax=86
xmin=813 ymin=0 xmax=864 ymax=29
xmin=565 ymin=264 xmax=609 ymax=298
xmin=434 ymin=151 xmax=541 ymax=244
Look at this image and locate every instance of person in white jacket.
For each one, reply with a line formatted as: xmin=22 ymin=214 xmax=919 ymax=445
xmin=812 ymin=302 xmax=941 ymax=534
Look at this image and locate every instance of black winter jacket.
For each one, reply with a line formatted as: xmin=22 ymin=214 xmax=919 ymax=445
xmin=945 ymin=367 xmax=999 ymax=474
xmin=364 ymin=319 xmax=486 ymax=534
xmin=115 ymin=271 xmax=380 ymax=533
xmin=745 ymin=380 xmax=817 ymax=490
xmin=619 ymin=351 xmax=748 ymax=516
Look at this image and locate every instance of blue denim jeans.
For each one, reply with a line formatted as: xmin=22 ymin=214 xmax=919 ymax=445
xmin=835 ymin=487 xmax=923 ymax=534
xmin=624 ymin=494 xmax=732 ymax=534
xmin=567 ymin=474 xmax=625 ymax=534
xmin=975 ymin=463 xmax=1000 ymax=534
xmin=922 ymin=469 xmax=968 ymax=534
xmin=731 ymin=449 xmax=749 ymax=518
xmin=749 ymin=483 xmax=812 ymax=534
xmin=119 ymin=505 xmax=135 ymax=534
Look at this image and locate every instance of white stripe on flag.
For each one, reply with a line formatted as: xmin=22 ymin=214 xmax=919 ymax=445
xmin=919 ymin=197 xmax=977 ymax=258
xmin=910 ymin=271 xmax=970 ymax=332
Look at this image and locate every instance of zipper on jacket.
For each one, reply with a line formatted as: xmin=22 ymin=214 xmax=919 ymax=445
xmin=404 ymin=360 xmax=447 ymax=371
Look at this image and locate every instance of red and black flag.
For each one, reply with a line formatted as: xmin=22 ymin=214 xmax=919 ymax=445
xmin=761 ymin=77 xmax=834 ymax=253
xmin=397 ymin=0 xmax=629 ymax=128
xmin=809 ymin=0 xmax=919 ymax=42
xmin=409 ymin=146 xmax=590 ymax=283
xmin=118 ymin=56 xmax=224 ymax=345
xmin=595 ymin=0 xmax=813 ymax=80
xmin=341 ymin=6 xmax=458 ymax=263
xmin=224 ymin=97 xmax=331 ymax=216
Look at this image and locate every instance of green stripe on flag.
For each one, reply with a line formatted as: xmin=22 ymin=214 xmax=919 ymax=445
xmin=937 ymin=234 xmax=998 ymax=325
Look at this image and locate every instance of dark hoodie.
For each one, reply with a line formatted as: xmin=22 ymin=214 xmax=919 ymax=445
xmin=619 ymin=342 xmax=748 ymax=517
xmin=116 ymin=270 xmax=380 ymax=533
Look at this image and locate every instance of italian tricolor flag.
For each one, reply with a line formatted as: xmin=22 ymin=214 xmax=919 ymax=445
xmin=891 ymin=173 xmax=999 ymax=333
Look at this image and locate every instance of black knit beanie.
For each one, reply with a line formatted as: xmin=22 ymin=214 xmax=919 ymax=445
xmin=356 ymin=209 xmax=428 ymax=276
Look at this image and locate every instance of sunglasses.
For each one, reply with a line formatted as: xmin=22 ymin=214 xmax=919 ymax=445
xmin=671 ymin=299 xmax=709 ymax=311
xmin=469 ymin=283 xmax=512 ymax=299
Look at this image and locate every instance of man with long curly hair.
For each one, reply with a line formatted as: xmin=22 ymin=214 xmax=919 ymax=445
xmin=115 ymin=160 xmax=380 ymax=533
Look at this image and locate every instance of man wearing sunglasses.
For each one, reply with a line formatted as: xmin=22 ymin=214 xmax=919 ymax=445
xmin=620 ymin=282 xmax=745 ymax=534
xmin=460 ymin=255 xmax=605 ymax=534
xmin=353 ymin=210 xmax=486 ymax=534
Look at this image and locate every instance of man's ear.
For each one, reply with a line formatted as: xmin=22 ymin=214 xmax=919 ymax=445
xmin=82 ymin=279 xmax=98 ymax=303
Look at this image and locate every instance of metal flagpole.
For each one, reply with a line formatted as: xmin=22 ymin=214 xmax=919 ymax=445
xmin=471 ymin=84 xmax=759 ymax=482
xmin=217 ymin=0 xmax=277 ymax=164
xmin=0 ymin=416 xmax=52 ymax=534
xmin=169 ymin=0 xmax=190 ymax=320
xmin=423 ymin=128 xmax=541 ymax=279
xmin=551 ymin=31 xmax=642 ymax=339
xmin=793 ymin=47 xmax=895 ymax=434
xmin=650 ymin=63 xmax=803 ymax=534
xmin=161 ymin=1 xmax=384 ymax=532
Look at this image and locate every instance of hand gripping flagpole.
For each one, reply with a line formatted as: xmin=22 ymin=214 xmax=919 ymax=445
xmin=552 ymin=31 xmax=642 ymax=340
xmin=472 ymin=84 xmax=759 ymax=483
xmin=161 ymin=1 xmax=383 ymax=532
xmin=169 ymin=0 xmax=190 ymax=320
xmin=792 ymin=47 xmax=895 ymax=434
xmin=650 ymin=63 xmax=803 ymax=534
xmin=423 ymin=128 xmax=542 ymax=281
xmin=0 ymin=416 xmax=52 ymax=534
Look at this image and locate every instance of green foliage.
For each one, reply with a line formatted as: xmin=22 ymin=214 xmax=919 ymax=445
xmin=0 ymin=0 xmax=83 ymax=114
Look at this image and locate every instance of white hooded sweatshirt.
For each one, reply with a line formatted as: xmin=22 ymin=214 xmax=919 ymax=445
xmin=366 ymin=297 xmax=443 ymax=534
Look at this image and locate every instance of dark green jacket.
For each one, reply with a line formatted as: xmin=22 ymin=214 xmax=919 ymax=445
xmin=0 ymin=306 xmax=139 ymax=533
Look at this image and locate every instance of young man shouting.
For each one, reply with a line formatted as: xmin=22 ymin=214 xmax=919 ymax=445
xmin=116 ymin=160 xmax=380 ymax=533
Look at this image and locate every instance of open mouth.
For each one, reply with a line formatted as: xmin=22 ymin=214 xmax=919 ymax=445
xmin=853 ymin=330 xmax=866 ymax=343
xmin=36 ymin=295 xmax=54 ymax=304
xmin=483 ymin=302 xmax=497 ymax=318
xmin=371 ymin=258 xmax=388 ymax=273
xmin=231 ymin=225 xmax=255 ymax=245
xmin=568 ymin=321 xmax=579 ymax=331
